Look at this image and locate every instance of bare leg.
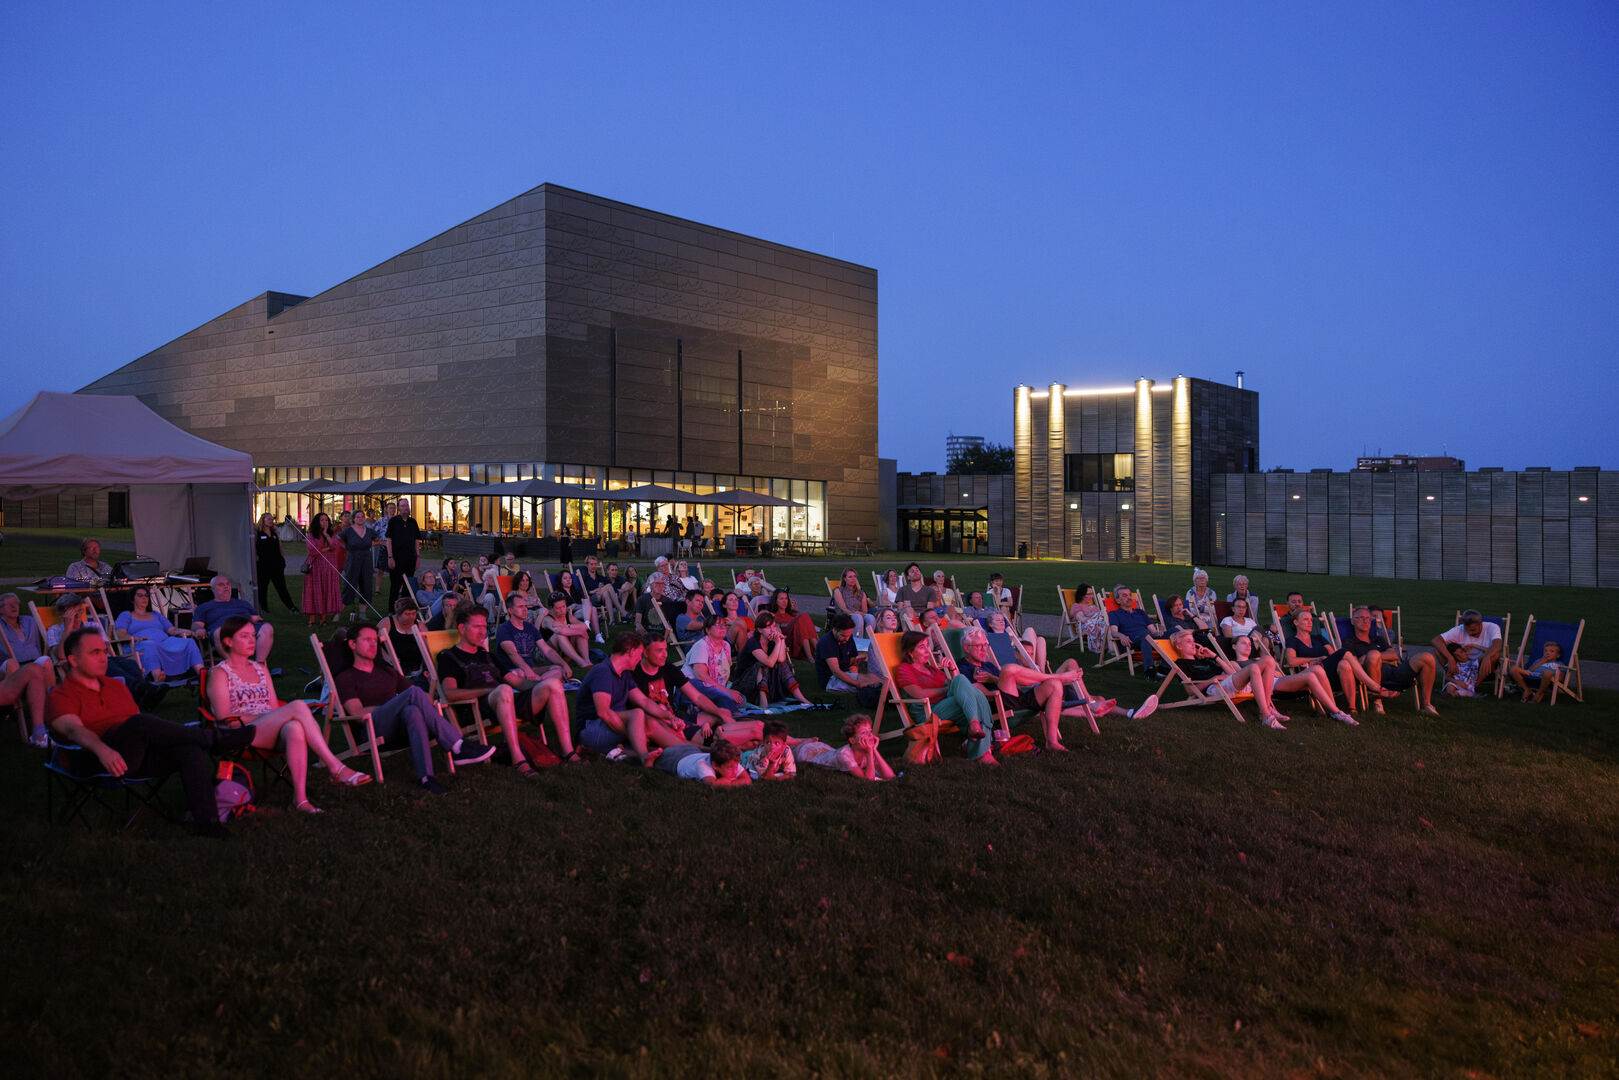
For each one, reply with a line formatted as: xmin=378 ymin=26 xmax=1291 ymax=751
xmin=1032 ymin=680 xmax=1064 ymax=749
xmin=532 ymin=679 xmax=576 ymax=758
xmin=278 ymin=720 xmax=311 ymax=808
xmin=1410 ymin=653 xmax=1438 ymax=710
xmin=1273 ymin=668 xmax=1337 ymax=713
xmin=715 ymin=719 xmax=763 ymax=747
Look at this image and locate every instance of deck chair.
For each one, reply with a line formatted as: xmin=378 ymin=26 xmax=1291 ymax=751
xmin=929 ymin=627 xmax=1012 ymax=734
xmin=491 ymin=574 xmax=517 ymax=616
xmin=1354 ymin=603 xmax=1405 ymax=657
xmin=1512 ymin=617 xmax=1584 ymax=704
xmin=308 ymin=633 xmax=389 ymax=781
xmin=866 ymin=632 xmax=940 ymax=743
xmin=984 ymin=623 xmax=1101 ymax=735
xmin=44 ymin=734 xmax=173 ymax=831
xmin=1327 ymin=612 xmax=1418 ymax=711
xmin=650 ymin=600 xmax=694 ymax=665
xmin=1097 ymin=593 xmax=1146 ymax=674
xmin=1004 ymin=585 xmax=1024 ymax=633
xmin=414 ymin=627 xmax=491 ymax=744
xmin=1 ymin=625 xmax=29 ymax=741
xmin=1449 ymin=611 xmax=1512 ymax=698
xmin=29 ymin=601 xmax=62 ymax=661
xmin=1056 ymin=587 xmax=1082 ymax=648
xmin=1147 ymin=637 xmax=1252 ymax=724
xmin=869 ymin=570 xmax=885 ymax=599
xmin=824 ymin=578 xmax=842 ymax=619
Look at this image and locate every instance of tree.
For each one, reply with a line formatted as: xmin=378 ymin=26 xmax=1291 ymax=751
xmin=948 ymin=441 xmax=1014 ymax=474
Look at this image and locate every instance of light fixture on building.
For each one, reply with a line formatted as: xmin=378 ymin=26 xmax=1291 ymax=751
xmin=1121 ymin=503 xmax=1131 ymax=511
xmin=1578 ymin=495 xmax=1590 ymax=502
xmin=1426 ymin=495 xmax=1435 ymax=501
xmin=1291 ymin=494 xmax=1300 ymax=500
xmin=1069 ymin=502 xmax=1078 ymax=510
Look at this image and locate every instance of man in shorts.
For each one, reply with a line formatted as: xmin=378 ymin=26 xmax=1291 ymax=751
xmin=435 ymin=608 xmax=576 ymax=777
xmin=1341 ymin=606 xmax=1439 ymax=716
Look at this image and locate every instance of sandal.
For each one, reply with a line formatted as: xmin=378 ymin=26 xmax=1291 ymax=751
xmin=514 ymin=760 xmax=542 ymax=778
xmin=1372 ymin=700 xmax=1386 ymax=715
xmin=294 ymin=799 xmax=324 ymax=814
xmin=1262 ymin=714 xmax=1287 ymax=730
xmin=334 ymin=767 xmax=372 ymax=787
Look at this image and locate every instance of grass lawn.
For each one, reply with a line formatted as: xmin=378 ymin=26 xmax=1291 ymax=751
xmin=2 ymin=556 xmax=1615 ymax=1077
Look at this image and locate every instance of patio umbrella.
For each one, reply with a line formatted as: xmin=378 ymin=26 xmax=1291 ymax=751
xmin=259 ymin=477 xmax=339 ymax=492
xmin=705 ymin=489 xmax=803 ymax=534
xmin=460 ymin=478 xmax=607 ymax=499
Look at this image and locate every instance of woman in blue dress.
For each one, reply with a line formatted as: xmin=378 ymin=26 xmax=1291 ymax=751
xmin=114 ymin=585 xmax=205 ymax=682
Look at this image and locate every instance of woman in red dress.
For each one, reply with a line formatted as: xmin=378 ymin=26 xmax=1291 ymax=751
xmin=302 ymin=512 xmax=344 ymax=626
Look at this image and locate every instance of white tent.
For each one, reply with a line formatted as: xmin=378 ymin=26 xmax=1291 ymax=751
xmin=0 ymin=391 xmax=257 ymax=592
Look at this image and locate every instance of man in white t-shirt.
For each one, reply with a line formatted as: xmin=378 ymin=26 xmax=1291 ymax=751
xmin=1432 ymin=609 xmax=1502 ymax=688
xmin=653 ymin=737 xmax=749 ymax=785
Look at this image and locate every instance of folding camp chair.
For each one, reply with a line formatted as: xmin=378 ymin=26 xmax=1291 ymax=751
xmin=1448 ymin=611 xmax=1512 ymax=698
xmin=413 ymin=627 xmax=491 ymax=744
xmin=197 ymin=706 xmax=292 ymax=791
xmin=1512 ymin=617 xmax=1584 ymax=704
xmin=866 ymin=632 xmax=940 ymax=742
xmin=1147 ymin=637 xmax=1252 ymax=724
xmin=1056 ymin=587 xmax=1081 ymax=648
xmin=44 ymin=734 xmax=173 ymax=831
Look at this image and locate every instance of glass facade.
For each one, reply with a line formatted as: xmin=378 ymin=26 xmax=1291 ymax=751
xmin=899 ymin=509 xmax=989 ymax=554
xmin=253 ymin=461 xmax=827 ymax=544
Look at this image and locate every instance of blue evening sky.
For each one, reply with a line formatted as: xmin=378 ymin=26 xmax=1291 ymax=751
xmin=2 ymin=1 xmax=1615 ymax=473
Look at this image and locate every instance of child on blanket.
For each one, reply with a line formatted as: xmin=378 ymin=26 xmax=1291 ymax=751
xmin=653 ymin=737 xmax=750 ymax=786
xmin=793 ymin=714 xmax=896 ymax=782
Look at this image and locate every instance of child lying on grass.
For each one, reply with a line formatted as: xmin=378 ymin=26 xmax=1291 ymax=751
xmin=740 ymin=720 xmax=799 ymax=780
xmin=652 ymin=737 xmax=750 ymax=786
xmin=792 ymin=714 xmax=896 ymax=782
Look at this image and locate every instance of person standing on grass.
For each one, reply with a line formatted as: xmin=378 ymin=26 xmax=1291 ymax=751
xmin=207 ymin=615 xmax=373 ymax=814
xmin=436 ymin=607 xmax=576 ymax=777
xmin=339 ymin=508 xmax=376 ymax=621
xmin=336 ymin=624 xmax=496 ymax=795
xmin=50 ymin=627 xmax=255 ymax=838
xmin=384 ymin=498 xmax=423 ymax=611
xmin=256 ymin=513 xmax=297 ymax=613
xmin=894 ymin=630 xmax=1000 ymax=766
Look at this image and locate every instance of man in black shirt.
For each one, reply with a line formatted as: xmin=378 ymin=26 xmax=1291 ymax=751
xmin=337 ymin=624 xmax=495 ymax=794
xmin=384 ymin=497 xmax=423 ymax=610
xmin=435 ymin=609 xmax=576 ymax=777
xmin=626 ymin=637 xmax=755 ymax=747
xmin=1339 ymin=606 xmax=1440 ymax=716
xmin=815 ymin=614 xmax=883 ymax=706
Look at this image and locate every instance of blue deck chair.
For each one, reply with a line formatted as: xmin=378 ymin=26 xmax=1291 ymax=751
xmin=45 ymin=736 xmax=174 ymax=831
xmin=1514 ymin=617 xmax=1584 ymax=704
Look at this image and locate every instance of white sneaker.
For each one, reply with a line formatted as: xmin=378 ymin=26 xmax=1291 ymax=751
xmin=1127 ymin=694 xmax=1159 ymax=721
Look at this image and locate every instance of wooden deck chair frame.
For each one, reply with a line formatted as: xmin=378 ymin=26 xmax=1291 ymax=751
xmin=651 ymin=598 xmax=693 ymax=666
xmin=870 ymin=570 xmax=885 ymax=601
xmin=865 ymin=631 xmax=938 ymax=743
xmin=1056 ymin=587 xmax=1082 ymax=648
xmin=413 ymin=626 xmax=491 ymax=744
xmin=1449 ymin=610 xmax=1512 ymax=698
xmin=1148 ymin=637 xmax=1252 ymax=723
xmin=1096 ymin=593 xmax=1145 ymax=674
xmin=1004 ymin=585 xmax=1024 ymax=634
xmin=1327 ymin=611 xmax=1417 ymax=711
xmin=44 ymin=735 xmax=174 ymax=831
xmin=0 ymin=623 xmax=30 ymax=741
xmin=1513 ymin=616 xmax=1584 ymax=704
xmin=308 ymin=633 xmax=390 ymax=781
xmin=929 ymin=626 xmax=1012 ymax=734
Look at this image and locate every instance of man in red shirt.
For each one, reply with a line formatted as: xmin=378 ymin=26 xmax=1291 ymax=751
xmin=47 ymin=627 xmax=253 ymax=838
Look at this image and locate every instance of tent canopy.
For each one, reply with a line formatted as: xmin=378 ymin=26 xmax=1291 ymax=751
xmin=0 ymin=391 xmax=256 ymax=590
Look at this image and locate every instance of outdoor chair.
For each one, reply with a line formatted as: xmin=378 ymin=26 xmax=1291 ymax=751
xmin=866 ymin=632 xmax=949 ymax=743
xmin=1055 ymin=587 xmax=1082 ymax=649
xmin=1449 ymin=610 xmax=1512 ymax=698
xmin=308 ymin=633 xmax=388 ymax=782
xmin=1147 ymin=637 xmax=1252 ymax=724
xmin=1097 ymin=593 xmax=1146 ymax=675
xmin=197 ymin=706 xmax=291 ymax=791
xmin=1512 ymin=617 xmax=1584 ymax=704
xmin=413 ymin=627 xmax=491 ymax=744
xmin=44 ymin=733 xmax=173 ymax=831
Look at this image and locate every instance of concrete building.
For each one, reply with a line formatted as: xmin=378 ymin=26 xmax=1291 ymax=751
xmin=1356 ymin=453 xmax=1465 ymax=472
xmin=1012 ymin=377 xmax=1258 ymax=564
xmin=76 ymin=184 xmax=879 ymax=546
xmin=1209 ymin=467 xmax=1618 ymax=587
xmin=895 ymin=471 xmax=1014 ymax=555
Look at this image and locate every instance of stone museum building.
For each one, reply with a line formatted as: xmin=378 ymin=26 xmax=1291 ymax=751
xmin=75 ymin=184 xmax=879 ymax=545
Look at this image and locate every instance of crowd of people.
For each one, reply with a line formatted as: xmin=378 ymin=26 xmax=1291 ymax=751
xmin=8 ymin=530 xmax=1576 ymax=838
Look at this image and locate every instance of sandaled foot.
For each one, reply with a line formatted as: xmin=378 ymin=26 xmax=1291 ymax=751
xmin=1047 ymin=742 xmax=1069 ymax=752
xmin=976 ymin=753 xmax=1000 ymax=766
xmin=1331 ymin=711 xmax=1359 ymax=726
xmin=333 ymin=766 xmax=372 ymax=787
xmin=1090 ymin=698 xmax=1117 ymax=715
xmin=1420 ymin=704 xmax=1441 ymax=717
xmin=1378 ymin=688 xmax=1399 ymax=699
xmin=1262 ymin=714 xmax=1287 ymax=730
xmin=1372 ymin=700 xmax=1386 ymax=715
xmin=294 ymin=799 xmax=324 ymax=814
xmin=514 ymin=760 xmax=542 ymax=778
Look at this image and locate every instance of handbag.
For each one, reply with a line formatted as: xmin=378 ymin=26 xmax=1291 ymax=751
xmin=902 ymin=720 xmax=942 ymax=765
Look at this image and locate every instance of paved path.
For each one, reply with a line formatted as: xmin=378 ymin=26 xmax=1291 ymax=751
xmin=1019 ymin=612 xmax=1619 ymax=693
